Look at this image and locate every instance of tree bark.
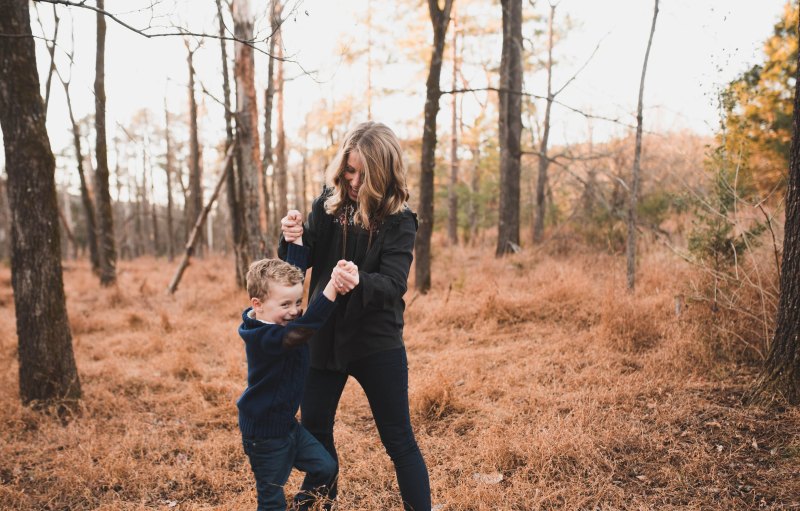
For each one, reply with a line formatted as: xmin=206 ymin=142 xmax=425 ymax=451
xmin=164 ymin=100 xmax=176 ymax=262
xmin=233 ymin=0 xmax=266 ymax=262
xmin=533 ymin=3 xmax=555 ymax=245
xmin=217 ymin=0 xmax=247 ymax=286
xmin=627 ymin=0 xmax=659 ymax=290
xmin=262 ymin=0 xmax=280 ymax=246
xmin=496 ymin=0 xmax=523 ymax=256
xmin=94 ymin=0 xmax=117 ymax=285
xmin=186 ymin=43 xmax=204 ymax=256
xmin=62 ymin=77 xmax=100 ymax=272
xmin=0 ymin=0 xmax=81 ymax=405
xmin=274 ymin=25 xmax=288 ymax=228
xmin=752 ymin=12 xmax=800 ymax=404
xmin=416 ymin=0 xmax=454 ymax=293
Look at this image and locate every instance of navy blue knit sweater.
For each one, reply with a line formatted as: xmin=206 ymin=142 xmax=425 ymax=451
xmin=237 ymin=244 xmax=337 ymax=438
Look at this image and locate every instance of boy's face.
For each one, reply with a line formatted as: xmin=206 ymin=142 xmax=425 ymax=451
xmin=251 ymin=282 xmax=304 ymax=325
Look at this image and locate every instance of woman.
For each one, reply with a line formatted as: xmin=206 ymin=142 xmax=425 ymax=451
xmin=279 ymin=121 xmax=430 ymax=510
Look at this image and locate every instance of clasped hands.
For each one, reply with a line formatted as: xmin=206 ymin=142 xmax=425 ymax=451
xmin=281 ymin=209 xmax=359 ymax=295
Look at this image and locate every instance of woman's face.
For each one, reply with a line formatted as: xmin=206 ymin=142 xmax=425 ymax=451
xmin=344 ymin=150 xmax=365 ymax=201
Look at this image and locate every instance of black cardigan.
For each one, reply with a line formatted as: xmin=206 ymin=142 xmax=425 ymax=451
xmin=279 ymin=190 xmax=418 ymax=372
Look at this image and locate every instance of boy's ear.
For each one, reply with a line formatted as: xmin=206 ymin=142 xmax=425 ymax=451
xmin=250 ymin=297 xmax=262 ymax=310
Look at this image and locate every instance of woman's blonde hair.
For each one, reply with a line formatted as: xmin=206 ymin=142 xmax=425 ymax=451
xmin=324 ymin=122 xmax=409 ymax=227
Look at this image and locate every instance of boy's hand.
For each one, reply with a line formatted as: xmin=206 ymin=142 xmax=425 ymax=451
xmin=332 ymin=260 xmax=359 ymax=294
xmin=281 ymin=210 xmax=304 ymax=245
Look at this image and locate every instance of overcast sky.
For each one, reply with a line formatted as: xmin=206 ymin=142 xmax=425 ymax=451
xmin=23 ymin=0 xmax=792 ymax=178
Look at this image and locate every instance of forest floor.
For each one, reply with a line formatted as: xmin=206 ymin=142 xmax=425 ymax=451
xmin=1 ymin=243 xmax=799 ymax=510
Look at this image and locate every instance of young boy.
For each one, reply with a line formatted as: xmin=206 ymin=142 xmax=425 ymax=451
xmin=238 ymin=242 xmax=344 ymax=511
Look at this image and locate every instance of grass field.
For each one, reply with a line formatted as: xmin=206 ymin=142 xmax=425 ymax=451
xmin=1 ymin=243 xmax=798 ymax=510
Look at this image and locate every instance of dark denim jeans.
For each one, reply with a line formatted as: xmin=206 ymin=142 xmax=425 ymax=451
xmin=300 ymin=348 xmax=431 ymax=511
xmin=242 ymin=422 xmax=337 ymax=511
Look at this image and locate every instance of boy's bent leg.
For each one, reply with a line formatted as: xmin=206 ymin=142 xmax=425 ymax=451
xmin=351 ymin=348 xmax=431 ymax=511
xmin=242 ymin=434 xmax=296 ymax=511
xmin=299 ymin=367 xmax=348 ymax=503
xmin=292 ymin=425 xmax=338 ymax=511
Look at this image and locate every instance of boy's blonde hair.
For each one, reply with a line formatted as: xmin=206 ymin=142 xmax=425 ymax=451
xmin=324 ymin=121 xmax=409 ymax=227
xmin=246 ymin=259 xmax=304 ymax=300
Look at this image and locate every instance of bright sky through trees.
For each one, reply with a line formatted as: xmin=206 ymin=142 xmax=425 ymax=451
xmin=22 ymin=0 xmax=790 ymax=175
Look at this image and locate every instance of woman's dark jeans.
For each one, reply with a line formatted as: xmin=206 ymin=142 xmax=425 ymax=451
xmin=300 ymin=348 xmax=431 ymax=511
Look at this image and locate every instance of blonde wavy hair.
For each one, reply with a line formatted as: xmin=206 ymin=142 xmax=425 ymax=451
xmin=324 ymin=122 xmax=409 ymax=227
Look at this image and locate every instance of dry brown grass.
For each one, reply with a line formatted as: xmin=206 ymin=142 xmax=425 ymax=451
xmin=1 ymin=244 xmax=798 ymax=510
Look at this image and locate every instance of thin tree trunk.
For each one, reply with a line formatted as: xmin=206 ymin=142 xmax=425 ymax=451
xmin=416 ymin=0 xmax=454 ymax=293
xmin=448 ymin=9 xmax=459 ymax=246
xmin=233 ymin=0 xmax=266 ymax=262
xmin=533 ymin=3 xmax=555 ymax=245
xmin=627 ymin=0 xmax=659 ymax=291
xmin=168 ymin=145 xmax=235 ymax=294
xmin=217 ymin=0 xmax=247 ymax=286
xmin=751 ymin=13 xmax=800 ymax=403
xmin=164 ymin=101 xmax=176 ymax=262
xmin=262 ymin=0 xmax=279 ymax=246
xmin=62 ymin=78 xmax=100 ymax=272
xmin=275 ymin=28 xmax=288 ymax=226
xmin=186 ymin=43 xmax=204 ymax=256
xmin=0 ymin=0 xmax=81 ymax=405
xmin=497 ymin=0 xmax=523 ymax=256
xmin=94 ymin=0 xmax=117 ymax=285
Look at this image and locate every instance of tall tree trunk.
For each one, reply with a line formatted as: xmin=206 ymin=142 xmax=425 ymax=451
xmin=0 ymin=0 xmax=81 ymax=405
xmin=233 ymin=0 xmax=266 ymax=262
xmin=274 ymin=27 xmax=288 ymax=227
xmin=752 ymin=14 xmax=800 ymax=403
xmin=164 ymin=101 xmax=176 ymax=262
xmin=217 ymin=0 xmax=247 ymax=286
xmin=533 ymin=3 xmax=555 ymax=245
xmin=62 ymin=78 xmax=100 ymax=272
xmin=186 ymin=44 xmax=204 ymax=256
xmin=627 ymin=0 xmax=659 ymax=290
xmin=262 ymin=0 xmax=279 ymax=248
xmin=448 ymin=9 xmax=459 ymax=246
xmin=496 ymin=0 xmax=523 ymax=256
xmin=94 ymin=0 xmax=117 ymax=285
xmin=416 ymin=0 xmax=454 ymax=293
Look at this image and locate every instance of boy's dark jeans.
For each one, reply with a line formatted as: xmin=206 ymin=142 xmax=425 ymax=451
xmin=242 ymin=422 xmax=337 ymax=511
xmin=300 ymin=348 xmax=431 ymax=511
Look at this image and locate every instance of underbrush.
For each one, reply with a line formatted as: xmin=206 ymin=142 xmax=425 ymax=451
xmin=0 ymin=244 xmax=797 ymax=510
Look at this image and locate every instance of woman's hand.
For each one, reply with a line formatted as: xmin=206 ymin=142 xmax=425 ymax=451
xmin=332 ymin=260 xmax=359 ymax=294
xmin=281 ymin=210 xmax=304 ymax=244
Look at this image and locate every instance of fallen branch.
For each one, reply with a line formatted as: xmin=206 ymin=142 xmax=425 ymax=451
xmin=167 ymin=143 xmax=235 ymax=294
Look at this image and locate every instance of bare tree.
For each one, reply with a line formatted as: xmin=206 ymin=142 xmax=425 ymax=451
xmin=274 ymin=26 xmax=288 ymax=223
xmin=627 ymin=0 xmax=659 ymax=290
xmin=0 ymin=0 xmax=81 ymax=405
xmin=751 ymin=19 xmax=800 ymax=403
xmin=185 ymin=39 xmax=204 ymax=255
xmin=532 ymin=2 xmax=556 ymax=244
xmin=216 ymin=0 xmax=247 ymax=285
xmin=262 ymin=0 xmax=280 ymax=245
xmin=94 ymin=0 xmax=117 ymax=285
xmin=416 ymin=0 xmax=455 ymax=293
xmin=233 ymin=0 xmax=266 ymax=262
xmin=58 ymin=56 xmax=100 ymax=272
xmin=164 ymin=101 xmax=176 ymax=262
xmin=448 ymin=8 xmax=459 ymax=246
xmin=497 ymin=0 xmax=523 ymax=256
